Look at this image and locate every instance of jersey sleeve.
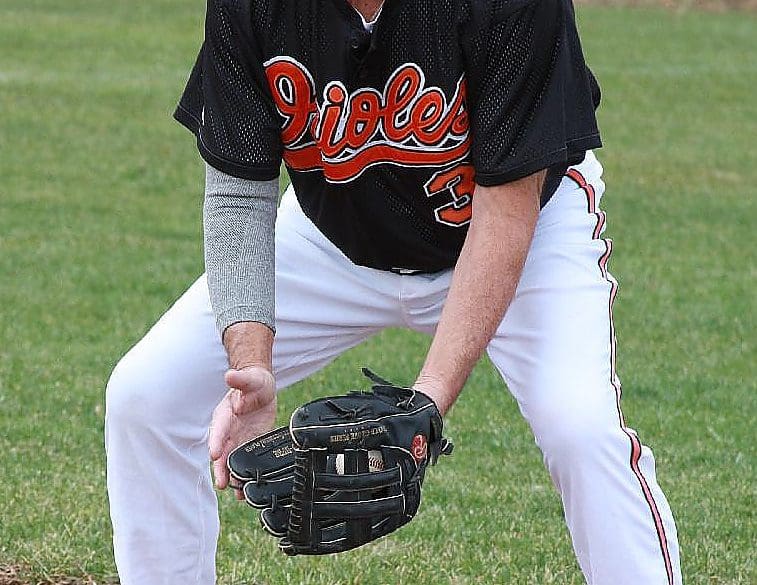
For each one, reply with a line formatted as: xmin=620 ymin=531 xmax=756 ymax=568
xmin=464 ymin=0 xmax=602 ymax=187
xmin=174 ymin=0 xmax=283 ymax=180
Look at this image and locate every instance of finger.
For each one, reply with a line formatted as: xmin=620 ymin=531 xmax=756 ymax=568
xmin=213 ymin=454 xmax=230 ymax=490
xmin=229 ymin=477 xmax=247 ymax=500
xmin=208 ymin=395 xmax=233 ymax=461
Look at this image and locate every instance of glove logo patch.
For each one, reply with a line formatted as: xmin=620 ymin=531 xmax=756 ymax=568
xmin=329 ymin=424 xmax=387 ymax=445
xmin=272 ymin=445 xmax=293 ymax=458
xmin=411 ymin=434 xmax=428 ymax=463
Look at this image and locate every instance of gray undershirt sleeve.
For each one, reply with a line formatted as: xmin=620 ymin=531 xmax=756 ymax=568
xmin=203 ymin=163 xmax=279 ymax=336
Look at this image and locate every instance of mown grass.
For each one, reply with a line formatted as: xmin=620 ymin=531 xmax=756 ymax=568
xmin=0 ymin=2 xmax=754 ymax=584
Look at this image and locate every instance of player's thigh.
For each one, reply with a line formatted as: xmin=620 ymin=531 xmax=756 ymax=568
xmin=105 ymin=270 xmax=377 ymax=434
xmin=486 ymin=153 xmax=620 ymax=444
xmin=488 ymin=270 xmax=619 ymax=444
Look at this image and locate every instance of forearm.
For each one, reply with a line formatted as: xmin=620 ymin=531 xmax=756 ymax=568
xmin=203 ymin=164 xmax=278 ymax=335
xmin=414 ymin=171 xmax=543 ymax=414
xmin=204 ymin=163 xmax=279 ymax=372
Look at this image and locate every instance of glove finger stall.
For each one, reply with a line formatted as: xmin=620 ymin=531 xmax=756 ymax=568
xmin=243 ymin=476 xmax=294 ymax=508
xmin=227 ymin=426 xmax=294 ymax=483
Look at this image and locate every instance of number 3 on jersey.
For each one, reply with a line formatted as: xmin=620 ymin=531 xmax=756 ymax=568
xmin=424 ymin=164 xmax=475 ymax=227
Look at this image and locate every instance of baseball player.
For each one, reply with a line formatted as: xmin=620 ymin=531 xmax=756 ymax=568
xmin=105 ymin=0 xmax=682 ymax=583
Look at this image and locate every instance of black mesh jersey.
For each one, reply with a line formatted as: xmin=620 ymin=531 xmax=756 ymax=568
xmin=175 ymin=0 xmax=602 ymax=273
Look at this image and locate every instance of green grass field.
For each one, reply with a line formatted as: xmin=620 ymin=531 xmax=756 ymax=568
xmin=1 ymin=2 xmax=755 ymax=583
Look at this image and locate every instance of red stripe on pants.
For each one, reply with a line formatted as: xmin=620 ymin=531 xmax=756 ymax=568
xmin=566 ymin=168 xmax=675 ymax=585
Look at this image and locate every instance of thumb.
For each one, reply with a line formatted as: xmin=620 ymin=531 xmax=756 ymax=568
xmin=225 ymin=367 xmax=276 ymax=414
xmin=225 ymin=366 xmax=274 ymax=393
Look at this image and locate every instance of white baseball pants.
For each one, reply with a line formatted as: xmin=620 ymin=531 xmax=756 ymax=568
xmin=105 ymin=152 xmax=681 ymax=585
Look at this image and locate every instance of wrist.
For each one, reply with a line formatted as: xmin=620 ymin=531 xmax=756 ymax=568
xmin=412 ymin=373 xmax=455 ymax=416
xmin=223 ymin=321 xmax=274 ymax=371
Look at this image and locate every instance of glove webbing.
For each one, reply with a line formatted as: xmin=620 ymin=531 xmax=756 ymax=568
xmin=342 ymin=450 xmax=369 ymax=548
xmin=288 ymin=449 xmax=404 ymax=551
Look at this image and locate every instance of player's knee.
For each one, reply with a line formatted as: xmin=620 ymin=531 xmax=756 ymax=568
xmin=538 ymin=413 xmax=617 ymax=464
xmin=530 ymin=386 xmax=621 ymax=465
xmin=106 ymin=353 xmax=145 ymax=428
xmin=105 ymin=350 xmax=171 ymax=429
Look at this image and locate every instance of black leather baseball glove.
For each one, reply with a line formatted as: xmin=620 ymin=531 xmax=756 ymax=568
xmin=227 ymin=369 xmax=453 ymax=555
xmin=283 ymin=368 xmax=452 ymax=555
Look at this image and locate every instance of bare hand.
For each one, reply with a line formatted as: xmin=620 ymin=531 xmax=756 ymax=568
xmin=208 ymin=366 xmax=276 ymax=498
